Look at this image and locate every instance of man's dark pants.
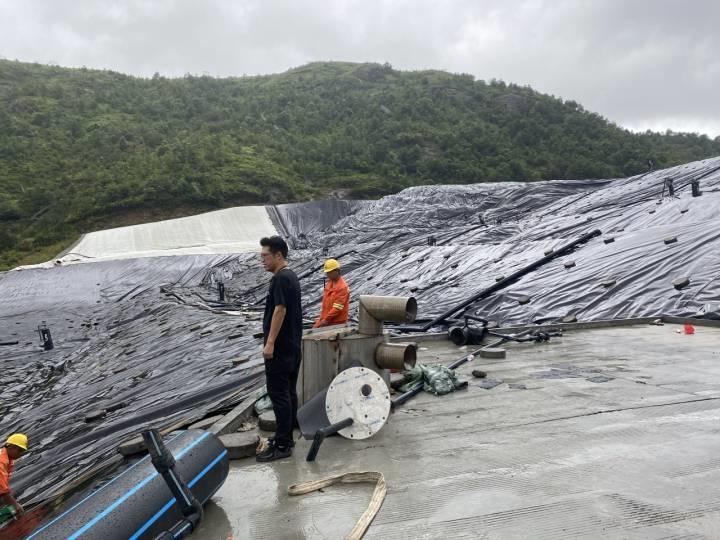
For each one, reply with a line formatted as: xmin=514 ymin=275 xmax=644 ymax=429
xmin=264 ymin=353 xmax=301 ymax=447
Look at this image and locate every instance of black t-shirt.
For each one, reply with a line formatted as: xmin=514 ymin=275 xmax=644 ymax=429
xmin=263 ymin=267 xmax=303 ymax=357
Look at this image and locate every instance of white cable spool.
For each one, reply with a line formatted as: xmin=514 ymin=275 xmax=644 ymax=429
xmin=325 ymin=367 xmax=391 ymax=440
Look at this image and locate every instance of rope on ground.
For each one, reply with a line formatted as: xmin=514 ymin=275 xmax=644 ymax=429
xmin=287 ymin=471 xmax=386 ymax=540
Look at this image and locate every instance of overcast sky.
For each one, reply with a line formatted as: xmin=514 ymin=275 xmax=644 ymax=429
xmin=1 ymin=0 xmax=718 ymax=137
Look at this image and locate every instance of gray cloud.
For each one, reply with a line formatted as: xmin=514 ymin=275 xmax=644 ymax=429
xmin=1 ymin=0 xmax=718 ymax=136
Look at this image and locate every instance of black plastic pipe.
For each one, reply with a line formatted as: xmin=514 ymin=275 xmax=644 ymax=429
xmin=418 ymin=228 xmax=602 ymax=331
xmin=143 ymin=429 xmax=202 ymax=539
xmin=26 ymin=430 xmax=228 ymax=540
xmin=306 ymin=417 xmax=354 ymax=462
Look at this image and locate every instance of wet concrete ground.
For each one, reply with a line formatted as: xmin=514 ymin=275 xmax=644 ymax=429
xmin=193 ymin=323 xmax=720 ymax=539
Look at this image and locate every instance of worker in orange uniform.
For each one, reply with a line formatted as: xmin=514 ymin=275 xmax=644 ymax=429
xmin=313 ymin=259 xmax=350 ymax=328
xmin=0 ymin=433 xmax=28 ymax=517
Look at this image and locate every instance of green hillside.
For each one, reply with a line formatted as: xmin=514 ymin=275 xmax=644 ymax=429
xmin=1 ymin=59 xmax=719 ymax=269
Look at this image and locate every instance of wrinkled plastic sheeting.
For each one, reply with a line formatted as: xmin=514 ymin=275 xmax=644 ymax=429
xmin=0 ymin=255 xmax=266 ymax=505
xmin=0 ymin=206 xmax=371 ymax=509
xmin=211 ymin=156 xmax=720 ymax=330
xmin=267 ymin=200 xmax=371 ymax=244
xmin=2 ymin=155 xmax=720 ymax=514
xmin=286 ymin=156 xmax=720 ymax=326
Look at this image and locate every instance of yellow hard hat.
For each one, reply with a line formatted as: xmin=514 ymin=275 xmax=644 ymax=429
xmin=6 ymin=433 xmax=28 ymax=451
xmin=323 ymin=259 xmax=340 ymax=273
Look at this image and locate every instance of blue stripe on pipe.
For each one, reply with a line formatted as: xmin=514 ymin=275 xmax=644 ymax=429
xmin=66 ymin=473 xmax=158 ymax=539
xmin=25 ymin=432 xmax=184 ymax=540
xmin=128 ymin=449 xmax=228 ymax=540
xmin=175 ymin=431 xmax=211 ymax=461
xmin=188 ymin=449 xmax=227 ymax=489
xmin=31 ymin=431 xmax=211 ymax=540
xmin=127 ymin=498 xmax=176 ymax=540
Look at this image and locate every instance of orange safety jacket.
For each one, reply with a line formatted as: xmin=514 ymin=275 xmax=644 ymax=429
xmin=0 ymin=447 xmax=14 ymax=496
xmin=313 ymin=276 xmax=350 ymax=327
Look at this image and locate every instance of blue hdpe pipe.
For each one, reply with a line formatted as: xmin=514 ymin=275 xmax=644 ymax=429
xmin=26 ymin=429 xmax=228 ymax=540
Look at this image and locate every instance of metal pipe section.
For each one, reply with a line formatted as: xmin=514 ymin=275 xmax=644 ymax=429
xmin=358 ymin=295 xmax=417 ymax=335
xmin=419 ymin=229 xmax=602 ymax=331
xmin=375 ymin=343 xmax=417 ymax=370
xmin=306 ymin=417 xmax=354 ymax=462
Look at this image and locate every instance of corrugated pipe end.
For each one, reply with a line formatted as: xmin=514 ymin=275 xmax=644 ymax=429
xmin=358 ymin=295 xmax=417 ymax=335
xmin=375 ymin=342 xmax=417 ymax=371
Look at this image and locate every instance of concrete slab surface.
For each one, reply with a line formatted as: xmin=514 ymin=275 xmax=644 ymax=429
xmin=193 ymin=323 xmax=720 ymax=539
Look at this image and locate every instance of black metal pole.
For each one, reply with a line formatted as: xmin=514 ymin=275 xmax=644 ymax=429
xmin=419 ymin=229 xmax=602 ymax=331
xmin=142 ymin=429 xmax=203 ymax=537
xmin=306 ymin=417 xmax=354 ymax=462
xmin=38 ymin=322 xmax=54 ymax=351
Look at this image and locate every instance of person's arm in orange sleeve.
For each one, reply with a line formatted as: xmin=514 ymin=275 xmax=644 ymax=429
xmin=0 ymin=459 xmax=22 ymax=514
xmin=312 ymin=286 xmax=327 ymax=328
xmin=324 ymin=283 xmax=349 ymax=325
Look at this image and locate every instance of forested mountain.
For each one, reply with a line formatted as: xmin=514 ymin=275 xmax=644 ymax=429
xmin=1 ymin=59 xmax=719 ymax=269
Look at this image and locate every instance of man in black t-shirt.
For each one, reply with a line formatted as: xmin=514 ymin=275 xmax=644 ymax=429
xmin=257 ymin=235 xmax=303 ymax=462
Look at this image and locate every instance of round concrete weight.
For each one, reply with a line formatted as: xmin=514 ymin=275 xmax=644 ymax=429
xmin=564 ymin=261 xmax=576 ymax=269
xmin=258 ymin=410 xmax=277 ymax=432
xmin=105 ymin=401 xmax=128 ymax=413
xmin=85 ymin=409 xmax=107 ymax=423
xmin=562 ymin=314 xmax=578 ymax=323
xmin=219 ymin=431 xmax=260 ymax=460
xmin=325 ymin=367 xmax=391 ymax=440
xmin=480 ymin=347 xmax=506 ymax=359
xmin=517 ymin=295 xmax=531 ymax=305
xmin=118 ymin=435 xmax=146 ymax=457
xmin=672 ymin=276 xmax=690 ymax=290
